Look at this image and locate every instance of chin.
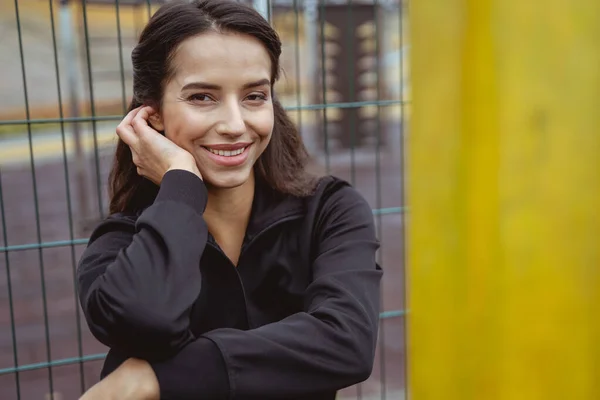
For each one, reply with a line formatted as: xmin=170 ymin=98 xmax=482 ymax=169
xmin=202 ymin=170 xmax=253 ymax=190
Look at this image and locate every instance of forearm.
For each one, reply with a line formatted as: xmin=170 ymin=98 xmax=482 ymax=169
xmin=146 ymin=269 xmax=381 ymax=399
xmin=78 ymin=170 xmax=208 ymax=357
xmin=80 ymin=358 xmax=160 ymax=400
xmin=144 ymin=184 xmax=382 ymax=399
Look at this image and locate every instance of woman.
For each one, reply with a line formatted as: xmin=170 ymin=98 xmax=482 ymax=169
xmin=77 ymin=1 xmax=382 ymax=399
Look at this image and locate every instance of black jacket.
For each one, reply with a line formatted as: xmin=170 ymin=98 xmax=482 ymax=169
xmin=77 ymin=170 xmax=382 ymax=399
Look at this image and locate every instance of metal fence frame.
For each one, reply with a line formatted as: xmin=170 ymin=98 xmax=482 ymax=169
xmin=0 ymin=0 xmax=407 ymax=398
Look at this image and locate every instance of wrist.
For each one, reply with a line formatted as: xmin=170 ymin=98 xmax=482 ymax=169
xmin=118 ymin=358 xmax=160 ymax=400
xmin=168 ymin=157 xmax=201 ymax=178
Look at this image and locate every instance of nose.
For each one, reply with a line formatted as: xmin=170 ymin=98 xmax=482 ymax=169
xmin=215 ymin=99 xmax=245 ymax=137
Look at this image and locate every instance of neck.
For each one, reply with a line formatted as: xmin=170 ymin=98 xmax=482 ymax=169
xmin=204 ymin=173 xmax=255 ymax=226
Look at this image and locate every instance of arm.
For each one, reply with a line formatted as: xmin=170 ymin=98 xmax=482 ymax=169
xmin=79 ymin=359 xmax=160 ymax=400
xmin=149 ymin=183 xmax=382 ymax=399
xmin=77 ymin=170 xmax=207 ymax=359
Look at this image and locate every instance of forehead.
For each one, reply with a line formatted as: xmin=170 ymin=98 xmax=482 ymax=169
xmin=170 ymin=31 xmax=272 ymax=86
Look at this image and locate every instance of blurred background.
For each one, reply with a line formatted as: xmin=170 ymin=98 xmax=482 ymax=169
xmin=3 ymin=1 xmax=598 ymax=400
xmin=0 ymin=0 xmax=408 ymax=399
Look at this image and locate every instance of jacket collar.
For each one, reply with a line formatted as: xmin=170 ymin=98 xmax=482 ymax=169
xmin=244 ymin=176 xmax=306 ymax=240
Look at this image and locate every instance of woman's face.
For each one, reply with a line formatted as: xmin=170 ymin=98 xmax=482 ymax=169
xmin=152 ymin=31 xmax=274 ymax=189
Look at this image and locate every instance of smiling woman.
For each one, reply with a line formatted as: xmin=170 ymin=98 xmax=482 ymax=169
xmin=76 ymin=1 xmax=382 ymax=399
xmin=149 ymin=32 xmax=275 ymax=190
xmin=108 ymin=1 xmax=315 ymax=215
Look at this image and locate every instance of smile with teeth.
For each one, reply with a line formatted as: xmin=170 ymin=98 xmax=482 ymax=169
xmin=205 ymin=146 xmax=247 ymax=157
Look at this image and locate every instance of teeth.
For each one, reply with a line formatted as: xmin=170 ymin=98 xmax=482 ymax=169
xmin=207 ymin=147 xmax=246 ymax=157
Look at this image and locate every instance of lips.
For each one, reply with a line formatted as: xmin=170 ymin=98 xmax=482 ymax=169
xmin=202 ymin=142 xmax=251 ymax=157
xmin=205 ymin=146 xmax=247 ymax=157
xmin=201 ymin=143 xmax=252 ymax=167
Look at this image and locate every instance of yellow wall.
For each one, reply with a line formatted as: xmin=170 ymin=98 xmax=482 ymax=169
xmin=408 ymin=0 xmax=600 ymax=398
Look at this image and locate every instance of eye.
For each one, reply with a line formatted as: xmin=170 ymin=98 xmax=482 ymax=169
xmin=245 ymin=92 xmax=269 ymax=102
xmin=187 ymin=93 xmax=215 ymax=103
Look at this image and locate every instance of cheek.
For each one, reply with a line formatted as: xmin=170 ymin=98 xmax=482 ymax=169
xmin=253 ymin=108 xmax=275 ymax=140
xmin=164 ymin=108 xmax=209 ymax=144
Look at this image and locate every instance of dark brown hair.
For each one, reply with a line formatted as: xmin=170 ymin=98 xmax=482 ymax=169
xmin=108 ymin=0 xmax=316 ymax=214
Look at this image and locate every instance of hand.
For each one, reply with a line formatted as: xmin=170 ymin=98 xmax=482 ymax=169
xmin=117 ymin=106 xmax=202 ymax=185
xmin=79 ymin=358 xmax=160 ymax=400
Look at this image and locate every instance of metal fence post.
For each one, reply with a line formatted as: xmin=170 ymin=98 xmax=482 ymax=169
xmin=59 ymin=0 xmax=90 ymax=229
xmin=253 ymin=0 xmax=271 ymax=21
xmin=408 ymin=0 xmax=600 ymax=398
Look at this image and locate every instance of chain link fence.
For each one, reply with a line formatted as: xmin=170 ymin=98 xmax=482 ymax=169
xmin=0 ymin=0 xmax=408 ymax=398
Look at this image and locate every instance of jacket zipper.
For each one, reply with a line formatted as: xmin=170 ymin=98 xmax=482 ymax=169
xmin=205 ymin=239 xmax=251 ymax=329
xmin=207 ymin=214 xmax=302 ymax=329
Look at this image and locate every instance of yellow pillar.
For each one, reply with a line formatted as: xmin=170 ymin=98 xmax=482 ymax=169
xmin=407 ymin=1 xmax=600 ymax=399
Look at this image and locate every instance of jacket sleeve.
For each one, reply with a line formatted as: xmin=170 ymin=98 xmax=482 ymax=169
xmin=150 ymin=183 xmax=383 ymax=399
xmin=77 ymin=170 xmax=208 ymax=359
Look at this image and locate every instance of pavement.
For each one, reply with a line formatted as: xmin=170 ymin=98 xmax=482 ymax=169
xmin=0 ymin=129 xmax=117 ymax=168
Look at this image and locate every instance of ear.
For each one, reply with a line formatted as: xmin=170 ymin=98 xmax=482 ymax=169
xmin=148 ymin=109 xmax=165 ymax=132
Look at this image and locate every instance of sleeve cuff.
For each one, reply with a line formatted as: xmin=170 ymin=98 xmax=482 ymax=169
xmin=155 ymin=169 xmax=208 ymax=215
xmin=151 ymin=337 xmax=230 ymax=400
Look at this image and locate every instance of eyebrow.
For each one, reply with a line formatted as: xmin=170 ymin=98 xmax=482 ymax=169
xmin=181 ymin=78 xmax=271 ymax=92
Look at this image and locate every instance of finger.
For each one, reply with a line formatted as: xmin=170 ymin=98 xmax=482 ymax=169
xmin=122 ymin=105 xmax=144 ymax=126
xmin=116 ymin=106 xmax=143 ymax=146
xmin=116 ymin=122 xmax=138 ymax=147
xmin=131 ymin=149 xmax=140 ymax=166
xmin=132 ymin=107 xmax=159 ymax=138
xmin=135 ymin=105 xmax=152 ymax=122
xmin=142 ymin=105 xmax=158 ymax=117
xmin=117 ymin=106 xmax=143 ymax=134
